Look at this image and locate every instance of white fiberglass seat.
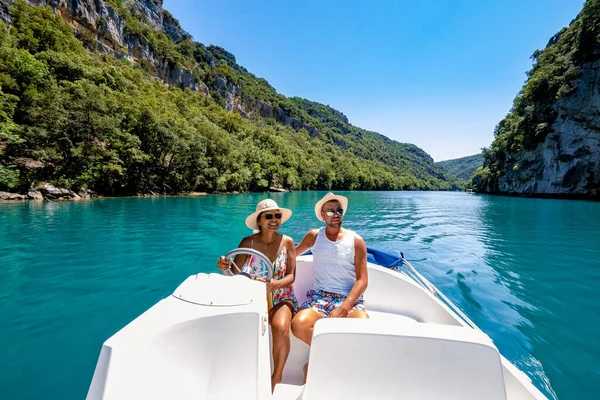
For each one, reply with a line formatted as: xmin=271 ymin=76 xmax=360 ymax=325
xmin=302 ymin=318 xmax=507 ymax=400
xmin=87 ymin=273 xmax=271 ymax=400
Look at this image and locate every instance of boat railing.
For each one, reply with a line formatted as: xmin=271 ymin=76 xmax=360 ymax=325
xmin=395 ymin=255 xmax=482 ymax=332
xmin=323 ymin=246 xmax=481 ymax=332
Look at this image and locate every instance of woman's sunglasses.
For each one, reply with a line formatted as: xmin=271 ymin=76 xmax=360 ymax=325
xmin=262 ymin=212 xmax=283 ymax=220
xmin=325 ymin=208 xmax=344 ymax=217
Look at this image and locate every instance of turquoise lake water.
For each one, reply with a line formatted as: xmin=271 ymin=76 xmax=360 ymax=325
xmin=1 ymin=191 xmax=599 ymax=399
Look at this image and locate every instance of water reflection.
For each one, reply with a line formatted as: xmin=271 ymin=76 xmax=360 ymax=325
xmin=477 ymin=196 xmax=600 ymax=399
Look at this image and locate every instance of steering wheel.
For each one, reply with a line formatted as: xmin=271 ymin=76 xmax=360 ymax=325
xmin=224 ymin=248 xmax=274 ymax=281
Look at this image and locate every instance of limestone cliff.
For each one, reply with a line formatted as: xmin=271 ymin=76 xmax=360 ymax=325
xmin=0 ymin=0 xmax=318 ymax=134
xmin=14 ymin=0 xmax=207 ymax=92
xmin=474 ymin=0 xmax=600 ymax=198
xmin=214 ymin=77 xmax=318 ymax=136
xmin=479 ymin=63 xmax=600 ymax=196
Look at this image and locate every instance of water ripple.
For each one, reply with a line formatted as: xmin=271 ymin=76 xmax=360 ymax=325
xmin=2 ymin=192 xmax=600 ymax=399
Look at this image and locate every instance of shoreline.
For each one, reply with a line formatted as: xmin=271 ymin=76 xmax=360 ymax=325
xmin=0 ymin=183 xmax=298 ymax=202
xmin=0 ymin=190 xmax=213 ymax=202
xmin=2 ymin=188 xmax=599 ymax=202
xmin=0 ymin=188 xmax=296 ymax=202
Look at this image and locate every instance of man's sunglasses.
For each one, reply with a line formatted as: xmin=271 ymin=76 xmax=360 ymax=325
xmin=262 ymin=212 xmax=282 ymax=220
xmin=325 ymin=208 xmax=344 ymax=217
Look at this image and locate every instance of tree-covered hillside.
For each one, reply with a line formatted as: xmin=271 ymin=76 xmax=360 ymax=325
xmin=436 ymin=153 xmax=484 ymax=180
xmin=0 ymin=1 xmax=460 ymax=195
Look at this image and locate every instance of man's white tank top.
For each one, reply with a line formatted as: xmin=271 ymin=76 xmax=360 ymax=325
xmin=312 ymin=227 xmax=356 ymax=296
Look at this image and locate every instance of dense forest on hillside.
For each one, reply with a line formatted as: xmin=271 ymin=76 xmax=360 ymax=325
xmin=474 ymin=0 xmax=600 ymax=191
xmin=436 ymin=153 xmax=484 ymax=180
xmin=0 ymin=2 xmax=460 ymax=195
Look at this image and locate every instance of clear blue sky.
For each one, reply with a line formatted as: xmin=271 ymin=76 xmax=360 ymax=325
xmin=163 ymin=0 xmax=585 ymax=161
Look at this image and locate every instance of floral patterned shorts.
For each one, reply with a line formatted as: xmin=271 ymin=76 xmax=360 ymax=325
xmin=300 ymin=289 xmax=365 ymax=318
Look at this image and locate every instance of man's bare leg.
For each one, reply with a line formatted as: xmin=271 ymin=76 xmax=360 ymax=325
xmin=348 ymin=309 xmax=369 ymax=318
xmin=270 ymin=304 xmax=293 ymax=392
xmin=291 ymin=308 xmax=322 ymax=345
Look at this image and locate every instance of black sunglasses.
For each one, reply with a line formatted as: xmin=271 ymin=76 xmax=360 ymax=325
xmin=325 ymin=208 xmax=344 ymax=217
xmin=262 ymin=212 xmax=283 ymax=220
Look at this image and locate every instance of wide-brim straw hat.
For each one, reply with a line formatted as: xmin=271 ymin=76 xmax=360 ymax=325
xmin=245 ymin=199 xmax=292 ymax=230
xmin=314 ymin=192 xmax=348 ymax=222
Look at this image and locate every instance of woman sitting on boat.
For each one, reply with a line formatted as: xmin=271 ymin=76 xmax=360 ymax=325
xmin=216 ymin=199 xmax=298 ymax=391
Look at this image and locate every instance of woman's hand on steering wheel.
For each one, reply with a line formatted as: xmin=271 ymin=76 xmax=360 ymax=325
xmin=217 ymin=256 xmax=230 ymax=272
xmin=222 ymin=248 xmax=274 ymax=281
xmin=257 ymin=277 xmax=278 ymax=293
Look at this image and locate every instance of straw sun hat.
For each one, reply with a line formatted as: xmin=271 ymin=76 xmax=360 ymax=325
xmin=314 ymin=192 xmax=348 ymax=222
xmin=245 ymin=199 xmax=292 ymax=230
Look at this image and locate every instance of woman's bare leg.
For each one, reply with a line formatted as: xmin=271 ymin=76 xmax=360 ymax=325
xmin=270 ymin=304 xmax=293 ymax=392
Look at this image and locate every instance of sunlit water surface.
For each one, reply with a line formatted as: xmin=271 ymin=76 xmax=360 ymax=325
xmin=1 ymin=191 xmax=599 ymax=399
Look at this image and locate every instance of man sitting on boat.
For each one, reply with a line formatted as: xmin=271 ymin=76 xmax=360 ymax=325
xmin=291 ymin=192 xmax=369 ymax=348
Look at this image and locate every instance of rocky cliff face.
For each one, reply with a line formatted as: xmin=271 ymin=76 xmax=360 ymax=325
xmin=0 ymin=0 xmax=318 ymax=135
xmin=10 ymin=0 xmax=208 ymax=92
xmin=0 ymin=1 xmax=9 ymax=22
xmin=214 ymin=77 xmax=318 ymax=136
xmin=474 ymin=0 xmax=600 ymax=199
xmin=475 ymin=64 xmax=600 ymax=198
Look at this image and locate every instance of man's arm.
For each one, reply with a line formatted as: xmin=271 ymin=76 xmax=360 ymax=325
xmin=295 ymin=229 xmax=318 ymax=256
xmin=330 ymin=234 xmax=368 ymax=317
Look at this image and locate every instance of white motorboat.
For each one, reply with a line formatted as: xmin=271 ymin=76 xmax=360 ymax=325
xmin=87 ymin=247 xmax=548 ymax=399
